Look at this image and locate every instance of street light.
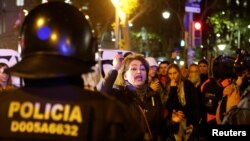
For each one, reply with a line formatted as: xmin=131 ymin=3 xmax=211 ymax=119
xmin=217 ymin=44 xmax=226 ymax=51
xmin=162 ymin=11 xmax=170 ymax=19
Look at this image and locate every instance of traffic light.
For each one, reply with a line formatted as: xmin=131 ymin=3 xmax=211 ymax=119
xmin=194 ymin=22 xmax=201 ymax=30
xmin=192 ymin=21 xmax=202 ymax=47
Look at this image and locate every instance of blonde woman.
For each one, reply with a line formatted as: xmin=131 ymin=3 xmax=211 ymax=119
xmin=164 ymin=64 xmax=201 ymax=141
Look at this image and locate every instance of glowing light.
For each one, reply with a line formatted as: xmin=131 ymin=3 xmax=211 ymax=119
xmin=64 ymin=0 xmax=72 ymax=4
xmin=111 ymin=0 xmax=119 ymax=8
xmin=162 ymin=11 xmax=170 ymax=19
xmin=111 ymin=0 xmax=126 ymax=23
xmin=58 ymin=38 xmax=74 ymax=55
xmin=16 ymin=0 xmax=24 ymax=6
xmin=194 ymin=22 xmax=201 ymax=30
xmin=66 ymin=38 xmax=71 ymax=46
xmin=176 ymin=56 xmax=180 ymax=60
xmin=36 ymin=18 xmax=45 ymax=27
xmin=85 ymin=15 xmax=89 ymax=20
xmin=50 ymin=33 xmax=57 ymax=41
xmin=180 ymin=40 xmax=185 ymax=47
xmin=42 ymin=0 xmax=48 ymax=3
xmin=179 ymin=61 xmax=185 ymax=66
xmin=37 ymin=26 xmax=51 ymax=40
xmin=118 ymin=9 xmax=126 ymax=23
xmin=23 ymin=9 xmax=29 ymax=16
xmin=218 ymin=44 xmax=226 ymax=51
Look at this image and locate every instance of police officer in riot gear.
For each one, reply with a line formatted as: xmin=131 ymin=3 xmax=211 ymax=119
xmin=219 ymin=49 xmax=250 ymax=125
xmin=0 ymin=1 xmax=144 ymax=141
xmin=201 ymin=55 xmax=236 ymax=124
xmin=233 ymin=49 xmax=250 ymax=93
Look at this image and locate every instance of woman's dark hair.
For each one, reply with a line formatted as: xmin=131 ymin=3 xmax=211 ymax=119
xmin=159 ymin=60 xmax=170 ymax=66
xmin=198 ymin=59 xmax=208 ymax=65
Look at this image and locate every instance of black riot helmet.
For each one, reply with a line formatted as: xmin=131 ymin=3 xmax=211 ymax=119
xmin=233 ymin=49 xmax=250 ymax=76
xmin=212 ymin=55 xmax=236 ymax=80
xmin=6 ymin=1 xmax=97 ymax=79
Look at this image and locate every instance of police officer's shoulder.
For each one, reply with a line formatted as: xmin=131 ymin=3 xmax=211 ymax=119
xmin=0 ymin=88 xmax=21 ymax=96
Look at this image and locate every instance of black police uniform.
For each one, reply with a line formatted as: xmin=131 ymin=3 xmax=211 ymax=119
xmin=0 ymin=81 xmax=143 ymax=141
xmin=201 ymin=78 xmax=223 ymax=124
xmin=0 ymin=1 xmax=144 ymax=141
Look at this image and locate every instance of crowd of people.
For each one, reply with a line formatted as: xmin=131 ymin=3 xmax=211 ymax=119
xmin=98 ymin=48 xmax=250 ymax=140
xmin=0 ymin=1 xmax=250 ymax=141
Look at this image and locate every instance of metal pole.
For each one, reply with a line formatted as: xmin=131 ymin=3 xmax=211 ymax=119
xmin=187 ymin=0 xmax=193 ymax=66
xmin=115 ymin=8 xmax=119 ymax=49
xmin=238 ymin=27 xmax=240 ymax=49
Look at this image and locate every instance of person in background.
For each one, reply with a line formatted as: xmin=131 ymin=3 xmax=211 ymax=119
xmin=145 ymin=57 xmax=168 ymax=106
xmin=180 ymin=66 xmax=188 ymax=79
xmin=198 ymin=59 xmax=209 ymax=84
xmin=0 ymin=2 xmax=144 ymax=141
xmin=145 ymin=57 xmax=159 ymax=85
xmin=101 ymin=54 xmax=165 ymax=141
xmin=187 ymin=64 xmax=203 ymax=108
xmin=186 ymin=63 xmax=206 ymax=139
xmin=187 ymin=64 xmax=201 ymax=88
xmin=0 ymin=63 xmax=14 ymax=91
xmin=158 ymin=60 xmax=170 ymax=91
xmin=164 ymin=64 xmax=200 ymax=141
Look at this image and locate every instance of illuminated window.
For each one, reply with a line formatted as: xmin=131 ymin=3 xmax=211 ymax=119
xmin=16 ymin=0 xmax=24 ymax=6
xmin=64 ymin=0 xmax=72 ymax=4
xmin=42 ymin=0 xmax=48 ymax=3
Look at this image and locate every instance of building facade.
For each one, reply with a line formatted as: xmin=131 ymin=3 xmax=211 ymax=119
xmin=0 ymin=0 xmax=42 ymax=50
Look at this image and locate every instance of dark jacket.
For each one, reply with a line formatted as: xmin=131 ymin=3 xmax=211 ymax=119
xmin=165 ymin=80 xmax=201 ymax=136
xmin=0 ymin=81 xmax=144 ymax=141
xmin=110 ymin=84 xmax=165 ymax=141
xmin=201 ymin=78 xmax=223 ymax=125
xmin=101 ymin=69 xmax=165 ymax=141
